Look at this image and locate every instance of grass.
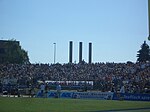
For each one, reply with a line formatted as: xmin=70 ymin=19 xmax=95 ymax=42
xmin=0 ymin=97 xmax=150 ymax=112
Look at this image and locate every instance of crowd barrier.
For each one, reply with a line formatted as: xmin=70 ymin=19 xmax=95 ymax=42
xmin=36 ymin=91 xmax=150 ymax=101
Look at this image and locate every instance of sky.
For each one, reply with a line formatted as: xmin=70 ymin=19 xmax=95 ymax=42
xmin=0 ymin=0 xmax=149 ymax=64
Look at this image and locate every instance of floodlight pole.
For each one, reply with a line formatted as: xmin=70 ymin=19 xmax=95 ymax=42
xmin=148 ymin=0 xmax=150 ymax=40
xmin=53 ymin=43 xmax=56 ymax=64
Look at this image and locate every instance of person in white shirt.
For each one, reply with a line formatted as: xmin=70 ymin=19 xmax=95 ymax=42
xmin=56 ymin=84 xmax=61 ymax=98
xmin=120 ymin=85 xmax=125 ymax=93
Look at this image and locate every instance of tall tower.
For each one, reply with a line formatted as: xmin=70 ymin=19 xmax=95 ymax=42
xmin=89 ymin=42 xmax=92 ymax=63
xmin=69 ymin=41 xmax=73 ymax=63
xmin=79 ymin=42 xmax=83 ymax=63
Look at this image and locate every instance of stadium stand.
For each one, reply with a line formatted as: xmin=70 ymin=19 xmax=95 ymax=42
xmin=0 ymin=62 xmax=150 ymax=96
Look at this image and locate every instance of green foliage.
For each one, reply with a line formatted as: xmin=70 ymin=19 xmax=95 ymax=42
xmin=148 ymin=36 xmax=150 ymax=41
xmin=1 ymin=39 xmax=29 ymax=64
xmin=137 ymin=41 xmax=150 ymax=62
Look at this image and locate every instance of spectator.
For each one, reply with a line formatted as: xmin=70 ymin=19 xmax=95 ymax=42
xmin=56 ymin=83 xmax=61 ymax=98
xmin=0 ymin=61 xmax=149 ymax=94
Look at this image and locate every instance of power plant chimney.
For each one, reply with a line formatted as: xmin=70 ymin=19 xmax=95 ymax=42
xmin=89 ymin=42 xmax=92 ymax=63
xmin=79 ymin=42 xmax=83 ymax=63
xmin=69 ymin=41 xmax=73 ymax=63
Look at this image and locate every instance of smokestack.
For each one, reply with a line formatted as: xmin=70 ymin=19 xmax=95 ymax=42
xmin=69 ymin=41 xmax=73 ymax=63
xmin=89 ymin=43 xmax=92 ymax=63
xmin=79 ymin=42 xmax=82 ymax=63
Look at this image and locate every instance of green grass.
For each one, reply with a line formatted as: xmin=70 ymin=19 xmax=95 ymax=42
xmin=0 ymin=97 xmax=150 ymax=112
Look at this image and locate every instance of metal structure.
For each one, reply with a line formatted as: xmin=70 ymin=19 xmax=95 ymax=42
xmin=53 ymin=43 xmax=56 ymax=64
xmin=148 ymin=0 xmax=150 ymax=40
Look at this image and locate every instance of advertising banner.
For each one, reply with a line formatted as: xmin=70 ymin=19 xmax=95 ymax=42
xmin=113 ymin=93 xmax=150 ymax=101
xmin=37 ymin=91 xmax=113 ymax=100
xmin=73 ymin=92 xmax=113 ymax=100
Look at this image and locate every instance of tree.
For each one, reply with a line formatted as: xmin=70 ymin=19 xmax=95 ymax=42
xmin=137 ymin=41 xmax=150 ymax=62
xmin=0 ymin=39 xmax=29 ymax=64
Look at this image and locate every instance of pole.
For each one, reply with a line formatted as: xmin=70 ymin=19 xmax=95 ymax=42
xmin=53 ymin=43 xmax=56 ymax=64
xmin=69 ymin=41 xmax=73 ymax=63
xmin=148 ymin=0 xmax=150 ymax=40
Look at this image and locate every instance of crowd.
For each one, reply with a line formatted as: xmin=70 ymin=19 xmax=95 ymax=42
xmin=0 ymin=61 xmax=150 ymax=94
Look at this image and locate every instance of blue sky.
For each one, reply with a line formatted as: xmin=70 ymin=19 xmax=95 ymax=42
xmin=0 ymin=0 xmax=149 ymax=64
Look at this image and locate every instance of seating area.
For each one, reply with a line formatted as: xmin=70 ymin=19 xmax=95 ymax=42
xmin=0 ymin=61 xmax=150 ymax=95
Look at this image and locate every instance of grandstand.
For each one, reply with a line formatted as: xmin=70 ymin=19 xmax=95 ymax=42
xmin=0 ymin=61 xmax=150 ymax=99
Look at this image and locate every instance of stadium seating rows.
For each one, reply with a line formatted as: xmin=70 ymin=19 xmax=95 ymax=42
xmin=0 ymin=61 xmax=150 ymax=94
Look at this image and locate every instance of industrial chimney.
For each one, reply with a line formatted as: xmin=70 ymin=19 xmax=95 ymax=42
xmin=89 ymin=42 xmax=92 ymax=63
xmin=69 ymin=41 xmax=73 ymax=63
xmin=79 ymin=42 xmax=83 ymax=63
